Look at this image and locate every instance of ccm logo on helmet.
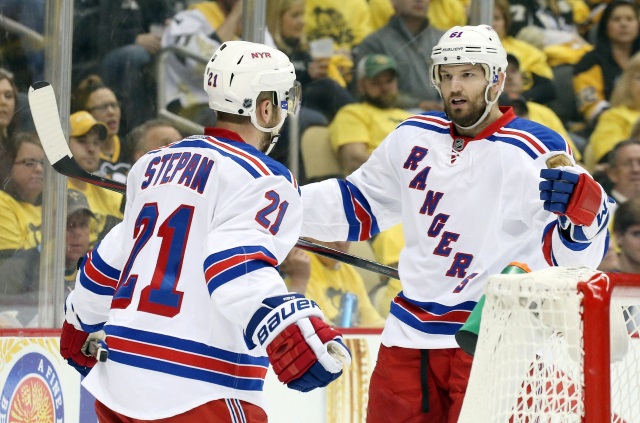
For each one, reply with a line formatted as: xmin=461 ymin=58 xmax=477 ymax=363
xmin=257 ymin=298 xmax=320 ymax=345
xmin=251 ymin=52 xmax=272 ymax=59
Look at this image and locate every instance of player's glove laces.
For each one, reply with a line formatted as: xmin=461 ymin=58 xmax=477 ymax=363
xmin=245 ymin=293 xmax=351 ymax=392
xmin=539 ymin=167 xmax=612 ymax=241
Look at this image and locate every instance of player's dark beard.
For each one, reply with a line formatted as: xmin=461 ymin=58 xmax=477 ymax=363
xmin=363 ymin=92 xmax=397 ymax=109
xmin=443 ymin=94 xmax=487 ymax=128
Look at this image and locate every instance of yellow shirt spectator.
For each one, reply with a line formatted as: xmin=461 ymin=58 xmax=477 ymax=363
xmin=501 ymin=37 xmax=554 ymax=91
xmin=371 ymin=223 xmax=403 ymax=318
xmin=303 ymin=252 xmax=385 ymax=328
xmin=587 ymin=105 xmax=640 ymax=170
xmin=369 ymin=0 xmax=469 ymax=32
xmin=305 ymin=0 xmax=372 ymax=50
xmin=0 ymin=191 xmax=41 ymax=252
xmin=330 ymin=103 xmax=411 ymax=154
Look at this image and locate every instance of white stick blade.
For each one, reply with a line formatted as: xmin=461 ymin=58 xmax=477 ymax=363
xmin=28 ymin=82 xmax=73 ymax=164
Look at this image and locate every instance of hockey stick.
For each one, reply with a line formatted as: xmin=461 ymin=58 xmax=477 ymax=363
xmin=28 ymin=81 xmax=400 ymax=280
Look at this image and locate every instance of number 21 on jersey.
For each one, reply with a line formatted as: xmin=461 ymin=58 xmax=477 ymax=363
xmin=112 ymin=203 xmax=194 ymax=317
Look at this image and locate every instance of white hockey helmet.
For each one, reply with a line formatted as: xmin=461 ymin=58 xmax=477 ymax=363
xmin=204 ymin=41 xmax=301 ymax=147
xmin=430 ymin=25 xmax=508 ymax=129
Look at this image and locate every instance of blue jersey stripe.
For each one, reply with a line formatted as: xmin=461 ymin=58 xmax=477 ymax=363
xmin=90 ymin=245 xmax=122 ymax=280
xmin=107 ymin=350 xmax=265 ymax=391
xmin=389 ymin=302 xmax=464 ymax=335
xmin=337 ymin=180 xmax=380 ymax=241
xmin=487 ymin=134 xmax=538 ymax=159
xmin=106 ymin=325 xmax=267 ymax=365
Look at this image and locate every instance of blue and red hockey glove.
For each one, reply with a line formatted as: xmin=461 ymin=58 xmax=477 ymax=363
xmin=539 ymin=167 xmax=612 ymax=241
xmin=245 ymin=293 xmax=351 ymax=392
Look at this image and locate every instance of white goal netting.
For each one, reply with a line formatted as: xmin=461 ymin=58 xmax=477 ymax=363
xmin=458 ymin=267 xmax=640 ymax=423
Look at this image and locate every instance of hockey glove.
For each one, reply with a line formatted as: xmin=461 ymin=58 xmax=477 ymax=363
xmin=60 ymin=321 xmax=97 ymax=376
xmin=540 ymin=167 xmax=611 ymax=241
xmin=245 ymin=294 xmax=351 ymax=392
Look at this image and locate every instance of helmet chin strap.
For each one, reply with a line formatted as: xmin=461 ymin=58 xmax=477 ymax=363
xmin=251 ymin=108 xmax=287 ymax=155
xmin=265 ymin=132 xmax=281 ymax=155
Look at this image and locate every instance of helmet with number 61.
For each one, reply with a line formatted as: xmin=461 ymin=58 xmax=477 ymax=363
xmin=203 ymin=41 xmax=301 ymax=153
xmin=430 ymin=25 xmax=508 ymax=130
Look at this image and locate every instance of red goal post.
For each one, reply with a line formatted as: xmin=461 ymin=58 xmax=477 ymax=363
xmin=458 ymin=267 xmax=640 ymax=423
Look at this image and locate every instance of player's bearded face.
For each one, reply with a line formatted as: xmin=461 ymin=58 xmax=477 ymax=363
xmin=443 ymin=90 xmax=488 ymax=128
xmin=440 ymin=64 xmax=494 ymax=128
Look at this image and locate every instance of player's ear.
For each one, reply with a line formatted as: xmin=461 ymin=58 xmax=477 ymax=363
xmin=256 ymin=96 xmax=273 ymax=127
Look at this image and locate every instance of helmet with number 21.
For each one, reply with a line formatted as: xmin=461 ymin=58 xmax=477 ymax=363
xmin=203 ymin=41 xmax=301 ymax=153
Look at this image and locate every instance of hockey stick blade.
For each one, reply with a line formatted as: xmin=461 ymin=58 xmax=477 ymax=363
xmin=28 ymin=81 xmax=399 ymax=279
xmin=28 ymin=81 xmax=127 ymax=194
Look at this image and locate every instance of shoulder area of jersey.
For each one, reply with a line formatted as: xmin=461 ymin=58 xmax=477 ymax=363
xmin=184 ymin=134 xmax=301 ymax=190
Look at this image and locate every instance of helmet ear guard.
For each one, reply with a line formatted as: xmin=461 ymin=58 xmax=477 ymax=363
xmin=203 ymin=41 xmax=300 ymax=151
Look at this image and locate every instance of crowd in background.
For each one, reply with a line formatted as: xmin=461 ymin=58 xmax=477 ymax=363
xmin=1 ymin=0 xmax=640 ymax=329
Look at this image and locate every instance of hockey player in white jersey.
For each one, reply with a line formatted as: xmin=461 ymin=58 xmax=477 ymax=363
xmin=299 ymin=25 xmax=613 ymax=423
xmin=59 ymin=41 xmax=350 ymax=422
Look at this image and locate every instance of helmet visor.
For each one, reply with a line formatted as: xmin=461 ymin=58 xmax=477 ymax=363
xmin=281 ymin=80 xmax=302 ymax=116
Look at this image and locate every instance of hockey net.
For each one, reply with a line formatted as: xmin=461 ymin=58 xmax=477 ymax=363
xmin=458 ymin=267 xmax=640 ymax=423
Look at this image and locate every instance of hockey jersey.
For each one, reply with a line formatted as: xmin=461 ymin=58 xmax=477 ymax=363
xmin=301 ymin=108 xmax=609 ymax=350
xmin=68 ymin=128 xmax=302 ymax=419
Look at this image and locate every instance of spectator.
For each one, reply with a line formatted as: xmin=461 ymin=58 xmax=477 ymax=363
xmin=0 ymin=68 xmax=23 ymax=190
xmin=501 ymin=53 xmax=583 ymax=161
xmin=305 ymin=0 xmax=372 ymax=54
xmin=613 ymin=197 xmax=640 ymax=273
xmin=329 ymin=54 xmax=411 ymax=175
xmin=68 ymin=111 xmax=124 ymax=246
xmin=160 ymin=0 xmax=243 ymax=127
xmin=587 ymin=51 xmax=640 ymax=170
xmin=281 ymin=241 xmax=385 ymax=328
xmin=607 ymin=139 xmax=640 ymax=204
xmin=0 ymin=189 xmax=94 ymax=327
xmin=72 ymin=0 xmax=176 ymax=131
xmin=0 ymin=68 xmax=18 ymax=158
xmin=127 ymin=119 xmax=183 ymax=164
xmin=0 ymin=132 xmax=44 ymax=260
xmin=369 ymin=0 xmax=470 ymax=32
xmin=356 ymin=0 xmax=444 ymax=111
xmin=266 ymin=0 xmax=355 ymax=121
xmin=593 ymin=139 xmax=640 ymax=271
xmin=63 ymin=189 xmax=95 ymax=293
xmin=370 ymin=223 xmax=403 ymax=318
xmin=72 ymin=75 xmax=130 ymax=183
xmin=574 ymin=0 xmax=640 ymax=125
xmin=493 ymin=0 xmax=557 ymax=104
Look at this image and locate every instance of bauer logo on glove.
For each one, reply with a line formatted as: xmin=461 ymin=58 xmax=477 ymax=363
xmin=245 ymin=293 xmax=351 ymax=392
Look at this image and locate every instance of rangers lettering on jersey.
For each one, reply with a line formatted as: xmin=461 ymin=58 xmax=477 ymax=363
xmin=404 ymin=145 xmax=474 ymax=281
xmin=140 ymin=152 xmax=213 ymax=193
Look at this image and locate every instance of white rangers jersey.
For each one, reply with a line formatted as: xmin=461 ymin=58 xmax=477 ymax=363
xmin=301 ymin=108 xmax=610 ymax=350
xmin=68 ymin=128 xmax=302 ymax=419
